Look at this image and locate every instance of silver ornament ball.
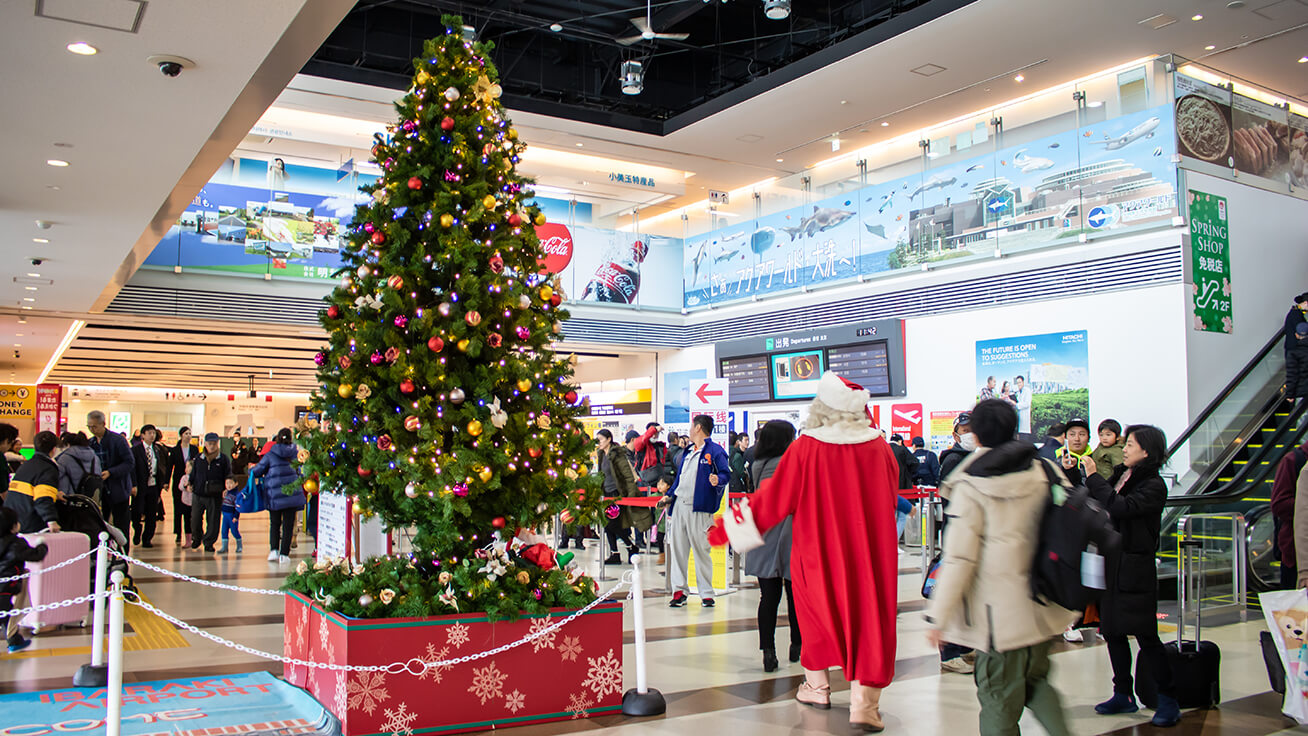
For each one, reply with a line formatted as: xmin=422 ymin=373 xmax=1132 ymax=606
xmin=450 ymin=388 xmax=467 ymax=404
xmin=405 ymin=483 xmax=418 ymax=498
xmin=359 ymin=594 xmax=374 ymax=606
xmin=444 ymin=86 xmax=460 ymax=101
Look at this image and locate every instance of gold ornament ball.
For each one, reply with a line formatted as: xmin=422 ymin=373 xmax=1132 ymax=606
xmin=482 ymin=195 xmax=497 ymax=210
xmin=534 ymin=213 xmax=547 ymax=226
xmin=352 ymin=501 xmax=364 ymax=514
xmin=538 ymin=285 xmax=554 ymax=302
xmin=508 ymin=128 xmax=519 ymax=140
xmin=516 ymin=378 xmax=532 ymax=392
xmin=338 ymin=383 xmax=355 ymax=399
xmin=457 ymin=338 xmax=470 ymax=352
xmin=439 ymin=213 xmax=455 ymax=228
xmin=467 ymin=420 xmax=484 ymax=437
xmin=576 ymin=464 xmax=588 ymax=477
xmin=303 ymin=478 xmax=319 ymax=494
xmin=416 ymin=70 xmax=430 ymax=85
xmin=478 ymin=466 xmax=494 ymax=483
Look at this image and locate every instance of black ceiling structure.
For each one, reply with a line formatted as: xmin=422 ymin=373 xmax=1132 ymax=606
xmin=303 ymin=0 xmax=976 ymax=135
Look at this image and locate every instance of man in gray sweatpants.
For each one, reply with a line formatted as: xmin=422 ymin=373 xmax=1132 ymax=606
xmin=657 ymin=414 xmax=730 ymax=609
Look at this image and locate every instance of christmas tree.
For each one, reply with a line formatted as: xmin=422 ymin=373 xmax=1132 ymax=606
xmin=289 ymin=18 xmax=605 ymax=621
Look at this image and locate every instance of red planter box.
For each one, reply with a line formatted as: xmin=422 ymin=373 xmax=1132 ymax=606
xmin=283 ymin=592 xmax=624 ymax=735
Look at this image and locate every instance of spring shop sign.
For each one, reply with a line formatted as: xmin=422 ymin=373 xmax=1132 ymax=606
xmin=1188 ymin=190 xmax=1232 ymax=333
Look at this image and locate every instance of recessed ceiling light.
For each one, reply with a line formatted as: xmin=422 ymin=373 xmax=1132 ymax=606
xmin=1191 ymin=14 xmax=1203 ymax=20
xmin=1300 ymin=56 xmax=1308 ymax=63
xmin=549 ymin=23 xmax=562 ymax=32
xmin=46 ymin=159 xmax=69 ymax=167
xmin=32 ymin=238 xmax=48 ymax=244
xmin=24 ymin=287 xmax=37 ymax=291
xmin=25 ymin=273 xmax=38 ymax=278
xmin=881 ymin=121 xmax=890 ymax=127
xmin=1014 ymin=74 xmax=1025 ymax=82
xmin=840 ymin=100 xmax=847 ymax=105
xmin=1205 ymin=45 xmax=1216 ymax=50
xmin=66 ymin=42 xmax=98 ymax=56
xmin=776 ymin=157 xmax=784 ymax=162
xmin=575 ymin=142 xmax=583 ymax=147
xmin=1086 ymin=100 xmax=1104 ymax=108
xmin=46 ymin=185 xmax=60 ymax=191
xmin=20 ymin=307 xmax=32 ymax=311
xmin=22 ymin=298 xmax=35 ymax=302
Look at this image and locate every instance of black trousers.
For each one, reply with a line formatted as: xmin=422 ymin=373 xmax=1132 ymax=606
xmin=106 ymin=500 xmax=131 ymax=553
xmin=132 ymin=486 xmax=162 ymax=544
xmin=306 ymin=495 xmax=319 ymax=541
xmin=269 ymin=508 xmax=298 ymax=556
xmin=190 ymin=495 xmax=221 ymax=550
xmin=1105 ymin=632 xmax=1174 ymax=698
xmin=604 ymin=518 xmax=635 ymax=555
xmin=757 ymin=576 xmax=801 ymax=651
xmin=172 ymin=487 xmax=191 ymax=539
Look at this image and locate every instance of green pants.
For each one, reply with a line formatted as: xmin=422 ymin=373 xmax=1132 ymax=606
xmin=974 ymin=641 xmax=1068 ymax=736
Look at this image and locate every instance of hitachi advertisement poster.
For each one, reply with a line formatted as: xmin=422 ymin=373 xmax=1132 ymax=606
xmin=975 ymin=330 xmax=1089 ymax=440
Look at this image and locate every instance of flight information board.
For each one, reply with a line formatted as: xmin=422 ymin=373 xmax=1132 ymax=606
xmin=826 ymin=341 xmax=892 ymax=396
xmin=720 ymin=355 xmax=771 ymax=404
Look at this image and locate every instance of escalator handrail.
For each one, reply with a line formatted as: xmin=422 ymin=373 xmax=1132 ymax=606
xmin=1164 ymin=398 xmax=1307 ymax=508
xmin=1166 ymin=329 xmax=1284 ymax=459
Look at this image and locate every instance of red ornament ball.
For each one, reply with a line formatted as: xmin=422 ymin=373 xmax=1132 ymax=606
xmin=400 ymin=379 xmax=416 ymax=394
xmin=357 ymin=465 xmax=372 ymax=478
xmin=427 ymin=336 xmax=445 ymax=352
xmin=488 ymin=255 xmax=504 ymax=274
xmin=487 ymin=332 xmax=503 ymax=348
xmin=527 ymin=447 xmax=543 ymax=458
xmin=564 ymin=390 xmax=578 ymax=404
xmin=465 ymin=310 xmax=482 ymax=327
xmin=491 ymin=516 xmax=506 ymax=529
xmin=387 ymin=274 xmax=404 ymax=290
xmin=549 ymin=293 xmax=563 ymax=308
xmin=371 ymin=231 xmax=386 ymax=245
xmin=338 ymin=355 xmax=351 ymax=370
xmin=507 ymin=213 xmax=522 ymax=227
xmin=326 ymin=305 xmax=341 ymax=319
xmin=407 ymin=176 xmax=423 ymax=190
xmin=441 ymin=117 xmax=455 ymax=131
xmin=404 ymin=415 xmax=421 ymax=432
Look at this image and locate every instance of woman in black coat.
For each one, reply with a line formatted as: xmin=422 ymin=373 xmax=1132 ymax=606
xmin=1081 ymin=425 xmax=1179 ymax=728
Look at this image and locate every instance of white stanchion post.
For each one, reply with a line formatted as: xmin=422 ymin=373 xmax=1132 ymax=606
xmin=105 ymin=571 xmax=126 ymax=736
xmin=74 ymin=534 xmax=111 ymax=687
xmin=621 ymin=555 xmax=665 ymax=716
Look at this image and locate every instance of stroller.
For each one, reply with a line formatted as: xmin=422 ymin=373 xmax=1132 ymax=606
xmin=57 ymin=495 xmax=132 ymax=587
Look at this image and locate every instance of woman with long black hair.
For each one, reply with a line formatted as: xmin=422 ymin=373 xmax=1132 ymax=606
xmin=744 ymin=420 xmax=801 ymax=672
xmin=1080 ymin=425 xmax=1179 ymax=728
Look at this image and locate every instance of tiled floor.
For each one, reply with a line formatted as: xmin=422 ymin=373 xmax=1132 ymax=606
xmin=0 ymin=517 xmax=1300 ymax=735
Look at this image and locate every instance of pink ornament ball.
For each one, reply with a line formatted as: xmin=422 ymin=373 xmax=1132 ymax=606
xmin=314 ymin=352 xmax=327 ymax=366
xmin=370 ymin=351 xmax=384 ymax=365
xmin=515 ymin=326 xmax=530 ymax=340
xmin=394 ymin=314 xmax=409 ymax=328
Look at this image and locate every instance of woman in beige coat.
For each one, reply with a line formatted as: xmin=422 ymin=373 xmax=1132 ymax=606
xmin=925 ymin=399 xmax=1078 ymax=736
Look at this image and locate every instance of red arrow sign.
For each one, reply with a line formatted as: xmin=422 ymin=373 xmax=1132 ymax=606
xmin=695 ymin=383 xmax=724 ymax=403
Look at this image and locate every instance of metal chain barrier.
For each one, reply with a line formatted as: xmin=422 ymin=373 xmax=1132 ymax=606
xmin=0 ymin=590 xmax=105 ymax=618
xmin=122 ymin=571 xmax=634 ymax=675
xmin=106 ymin=549 xmax=283 ymax=596
xmin=0 ymin=547 xmax=98 ymax=584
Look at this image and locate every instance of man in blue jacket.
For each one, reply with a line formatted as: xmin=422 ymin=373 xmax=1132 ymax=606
xmin=87 ymin=411 xmax=135 ymax=550
xmin=656 ymin=414 xmax=730 ymax=609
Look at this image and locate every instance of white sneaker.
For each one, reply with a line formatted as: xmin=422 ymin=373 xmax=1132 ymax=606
xmin=1063 ymin=627 xmax=1084 ymax=643
xmin=941 ymin=657 xmax=974 ymax=674
xmin=279 ymin=555 xmax=291 ymax=564
xmin=267 ymin=550 xmax=279 ymax=561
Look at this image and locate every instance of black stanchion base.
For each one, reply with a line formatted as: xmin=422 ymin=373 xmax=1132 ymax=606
xmin=621 ymin=687 xmax=666 ymax=717
xmin=73 ymin=664 xmax=108 ymax=688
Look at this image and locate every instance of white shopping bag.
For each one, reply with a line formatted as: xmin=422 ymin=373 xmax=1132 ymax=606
xmin=1260 ymin=588 xmax=1308 ymax=724
xmin=722 ymin=499 xmax=765 ymax=554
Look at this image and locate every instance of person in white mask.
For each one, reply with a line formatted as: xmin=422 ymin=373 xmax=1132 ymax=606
xmin=933 ymin=411 xmax=977 ymax=674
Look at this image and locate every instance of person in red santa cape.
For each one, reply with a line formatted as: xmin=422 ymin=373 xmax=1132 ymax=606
xmin=720 ymin=371 xmax=900 ymax=732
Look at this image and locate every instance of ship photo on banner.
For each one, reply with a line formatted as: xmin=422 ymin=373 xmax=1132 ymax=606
xmin=683 ymin=106 xmax=1178 ymax=308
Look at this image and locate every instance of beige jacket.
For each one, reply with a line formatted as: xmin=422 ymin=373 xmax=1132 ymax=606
xmin=1294 ymin=462 xmax=1308 ymax=588
xmin=925 ymin=445 xmax=1078 ymax=652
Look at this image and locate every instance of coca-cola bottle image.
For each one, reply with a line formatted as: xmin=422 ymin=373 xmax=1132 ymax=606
xmin=582 ymin=239 xmax=649 ymax=304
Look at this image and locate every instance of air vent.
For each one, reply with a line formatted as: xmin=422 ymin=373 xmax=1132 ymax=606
xmin=1139 ymin=13 xmax=1178 ymax=29
xmin=911 ymin=63 xmax=947 ymax=77
xmin=36 ymin=0 xmax=146 ymax=33
xmin=736 ymin=134 xmax=764 ymax=143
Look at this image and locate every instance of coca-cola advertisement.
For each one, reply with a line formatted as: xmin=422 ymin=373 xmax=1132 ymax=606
xmin=535 ymin=222 xmax=574 ymax=275
xmin=550 ymin=225 xmax=681 ymax=309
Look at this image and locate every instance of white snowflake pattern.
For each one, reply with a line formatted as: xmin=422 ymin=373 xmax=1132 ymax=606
xmin=566 ymin=691 xmax=594 ymax=719
xmin=504 ymin=689 xmax=526 ymax=714
xmin=467 ymin=661 xmax=507 ymax=705
xmin=332 ymin=670 xmax=348 ymax=722
xmin=294 ymin=608 xmax=307 ymax=653
xmin=446 ymin=622 xmax=470 ymax=649
xmin=347 ymin=670 xmax=391 ymax=715
xmin=419 ymin=642 xmax=452 ymax=683
xmin=318 ymin=614 xmax=331 ymax=651
xmin=381 ymin=702 xmax=418 ymax=736
xmin=582 ymin=648 xmax=623 ymax=698
xmin=528 ymin=617 xmax=557 ymax=653
xmin=558 ymin=634 xmax=583 ymax=662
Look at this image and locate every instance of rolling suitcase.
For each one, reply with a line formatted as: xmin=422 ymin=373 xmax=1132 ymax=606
xmin=1137 ymin=538 xmax=1221 ymax=709
xmin=20 ymin=530 xmax=91 ymax=632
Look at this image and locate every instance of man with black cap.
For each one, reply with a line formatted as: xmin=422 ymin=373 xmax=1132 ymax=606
xmin=1287 ymin=322 xmax=1308 ymax=407
xmin=188 ymin=432 xmax=235 ymax=552
xmin=1285 ymin=293 xmax=1308 ymax=357
xmin=887 ymin=434 xmax=919 ymax=491
xmin=911 ymin=436 xmax=940 ymax=487
xmin=1056 ymin=418 xmax=1092 ymax=486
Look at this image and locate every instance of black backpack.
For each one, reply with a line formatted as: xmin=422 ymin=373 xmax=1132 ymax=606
xmin=1029 ymin=460 xmax=1121 ymax=611
xmin=72 ymin=454 xmax=104 ymax=506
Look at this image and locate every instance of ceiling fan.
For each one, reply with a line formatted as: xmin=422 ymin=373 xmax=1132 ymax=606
xmin=617 ymin=0 xmax=690 ymax=45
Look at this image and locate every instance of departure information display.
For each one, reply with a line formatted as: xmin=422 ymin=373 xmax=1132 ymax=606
xmin=720 ymin=355 xmax=771 ymax=404
xmin=826 ymin=341 xmax=892 ymax=396
xmin=770 ymin=350 xmax=825 ymax=400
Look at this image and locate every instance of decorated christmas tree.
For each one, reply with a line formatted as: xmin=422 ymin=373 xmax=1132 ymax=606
xmin=289 ymin=18 xmax=605 ymax=621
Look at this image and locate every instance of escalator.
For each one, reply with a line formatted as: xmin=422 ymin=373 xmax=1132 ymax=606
xmin=1158 ymin=329 xmax=1308 ymax=598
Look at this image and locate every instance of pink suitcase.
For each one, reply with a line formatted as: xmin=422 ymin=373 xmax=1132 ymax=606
xmin=20 ymin=531 xmax=90 ymax=632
